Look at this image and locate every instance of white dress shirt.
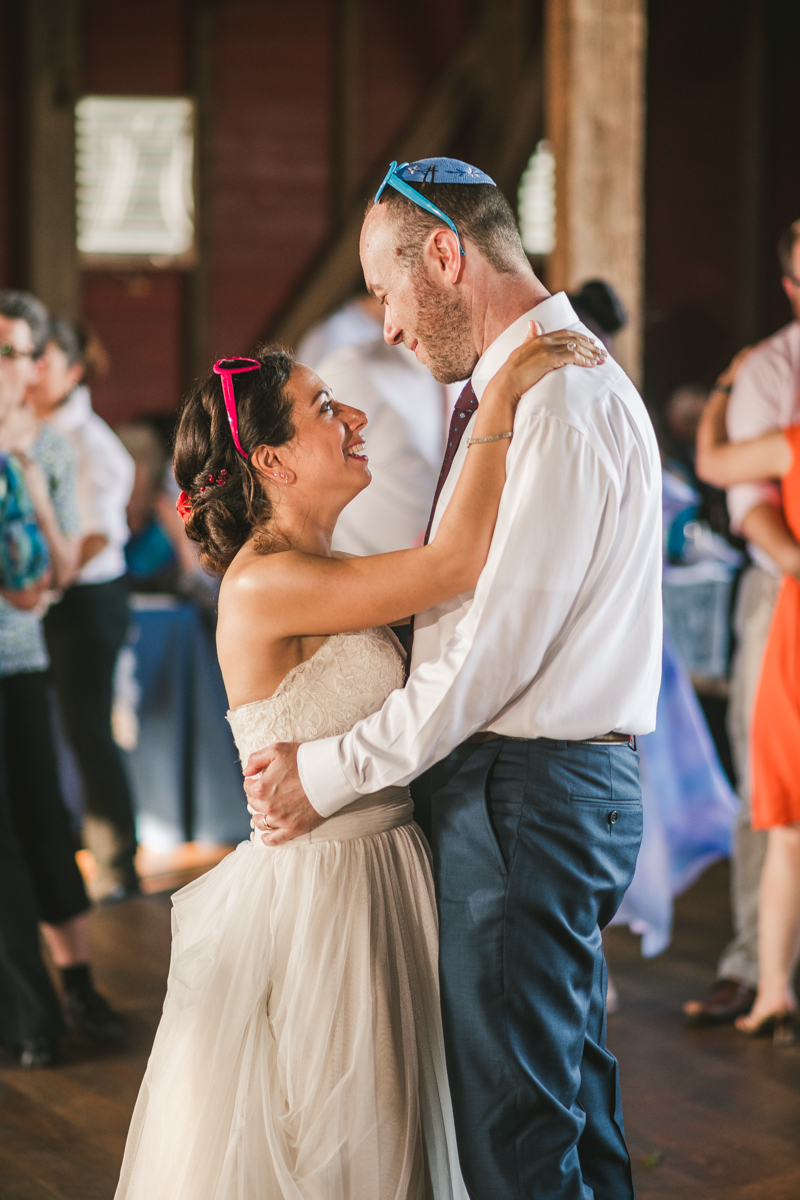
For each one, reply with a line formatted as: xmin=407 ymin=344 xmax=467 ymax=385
xmin=298 ymin=293 xmax=663 ymax=817
xmin=50 ymin=385 xmax=136 ymax=584
xmin=726 ymin=321 xmax=800 ymax=573
xmin=296 ymin=299 xmax=384 ymax=370
xmin=319 ymin=340 xmax=442 ymax=555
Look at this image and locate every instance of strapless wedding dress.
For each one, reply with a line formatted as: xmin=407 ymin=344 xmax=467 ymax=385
xmin=115 ymin=627 xmax=466 ymax=1200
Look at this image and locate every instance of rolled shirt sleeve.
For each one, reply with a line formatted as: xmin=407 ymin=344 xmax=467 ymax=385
xmin=725 ymin=345 xmax=791 ymax=532
xmin=43 ymin=426 xmax=80 ymax=537
xmin=80 ymin=427 xmax=135 ymax=543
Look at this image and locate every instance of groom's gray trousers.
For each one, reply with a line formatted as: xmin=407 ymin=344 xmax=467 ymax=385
xmin=411 ymin=736 xmax=641 ymax=1200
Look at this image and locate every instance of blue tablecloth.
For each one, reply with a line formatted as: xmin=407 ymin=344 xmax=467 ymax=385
xmin=124 ymin=598 xmax=250 ymax=848
xmin=611 ymin=631 xmax=739 ymax=956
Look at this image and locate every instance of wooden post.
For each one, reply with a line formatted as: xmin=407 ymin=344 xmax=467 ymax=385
xmin=545 ymin=0 xmax=647 ymax=383
xmin=26 ymin=0 xmax=81 ymax=317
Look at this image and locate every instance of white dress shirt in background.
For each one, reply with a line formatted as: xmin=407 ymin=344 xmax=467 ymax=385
xmin=296 ymin=298 xmax=383 ymax=370
xmin=50 ymin=385 xmax=135 ymax=584
xmin=318 ymin=340 xmax=443 ymax=555
xmin=726 ymin=321 xmax=800 ymax=573
xmin=298 ymin=293 xmax=663 ymax=817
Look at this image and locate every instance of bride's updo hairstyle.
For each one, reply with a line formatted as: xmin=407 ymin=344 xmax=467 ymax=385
xmin=173 ymin=347 xmax=296 ymax=574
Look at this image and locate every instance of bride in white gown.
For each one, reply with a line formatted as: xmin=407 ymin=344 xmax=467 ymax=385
xmin=114 ymin=325 xmax=603 ymax=1200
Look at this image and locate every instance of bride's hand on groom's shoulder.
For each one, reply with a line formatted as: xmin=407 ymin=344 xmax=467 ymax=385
xmin=243 ymin=744 xmax=325 ymax=845
xmin=492 ymin=322 xmax=606 ymax=405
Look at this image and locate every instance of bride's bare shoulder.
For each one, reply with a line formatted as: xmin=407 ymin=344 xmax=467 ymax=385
xmin=220 ymin=543 xmax=341 ymax=617
xmin=221 ymin=544 xmax=302 ymax=602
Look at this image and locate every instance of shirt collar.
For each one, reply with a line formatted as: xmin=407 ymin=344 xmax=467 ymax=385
xmin=471 ymin=292 xmax=579 ymax=400
xmin=50 ymin=384 xmax=93 ymax=433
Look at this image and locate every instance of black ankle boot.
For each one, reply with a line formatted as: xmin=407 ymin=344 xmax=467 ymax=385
xmin=61 ymin=965 xmax=126 ymax=1042
xmin=17 ymin=1037 xmax=60 ymax=1069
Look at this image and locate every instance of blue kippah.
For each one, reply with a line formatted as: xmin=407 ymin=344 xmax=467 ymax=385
xmin=396 ymin=158 xmax=496 ymax=187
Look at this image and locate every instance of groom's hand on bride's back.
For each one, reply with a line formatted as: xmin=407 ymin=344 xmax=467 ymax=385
xmin=243 ymin=744 xmax=324 ymax=845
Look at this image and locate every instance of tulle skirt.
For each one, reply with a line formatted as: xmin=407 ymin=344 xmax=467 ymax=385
xmin=115 ymin=795 xmax=466 ymax=1200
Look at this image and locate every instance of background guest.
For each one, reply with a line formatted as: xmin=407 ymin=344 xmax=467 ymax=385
xmin=0 ymin=437 xmax=65 ymax=1069
xmin=0 ymin=290 xmax=124 ymax=1046
xmin=117 ymin=421 xmax=180 ymax=591
xmin=296 ymin=284 xmax=384 ymax=368
xmin=117 ymin=419 xmax=218 ymax=618
xmin=117 ymin=418 xmax=220 ymax=634
xmin=26 ymin=318 xmax=139 ymax=903
xmin=686 ymin=219 xmax=800 ymax=1025
xmin=317 ymin=337 xmax=444 ymax=555
xmin=0 ymin=689 xmax=66 ymax=1069
xmin=602 ymin=294 xmax=738 ymax=976
xmin=299 ymin=286 xmax=451 ymax=555
xmin=567 ymin=278 xmax=628 ymax=350
xmin=657 ymin=382 xmax=736 ymax=549
xmin=300 ymin=285 xmax=467 ymax=554
xmin=695 ymin=362 xmax=800 ymax=1045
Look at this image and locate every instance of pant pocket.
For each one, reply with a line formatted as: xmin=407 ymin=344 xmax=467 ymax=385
xmin=569 ymin=797 xmax=643 ymax=927
xmin=433 ymin=744 xmax=507 ymax=904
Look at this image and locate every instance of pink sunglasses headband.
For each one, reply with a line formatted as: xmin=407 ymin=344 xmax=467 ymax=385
xmin=212 ymin=357 xmax=261 ymax=458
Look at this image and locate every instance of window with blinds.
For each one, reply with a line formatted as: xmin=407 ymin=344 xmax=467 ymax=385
xmin=518 ymin=140 xmax=556 ymax=258
xmin=76 ymin=96 xmax=195 ymax=264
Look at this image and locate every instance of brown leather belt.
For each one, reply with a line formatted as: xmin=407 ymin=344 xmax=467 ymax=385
xmin=467 ymin=731 xmax=633 ymax=745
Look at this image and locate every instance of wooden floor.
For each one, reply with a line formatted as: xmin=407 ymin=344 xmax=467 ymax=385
xmin=605 ymin=861 xmax=800 ymax=1199
xmin=1 ymin=860 xmax=799 ymax=1199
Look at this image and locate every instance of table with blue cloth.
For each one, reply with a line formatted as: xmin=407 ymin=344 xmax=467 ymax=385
xmin=123 ymin=597 xmax=250 ymax=848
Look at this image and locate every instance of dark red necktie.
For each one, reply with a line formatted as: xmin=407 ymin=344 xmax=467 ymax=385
xmin=406 ymin=380 xmax=478 ymax=675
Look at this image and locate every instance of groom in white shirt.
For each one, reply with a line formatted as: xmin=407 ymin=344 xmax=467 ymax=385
xmin=246 ymin=158 xmax=662 ymax=1198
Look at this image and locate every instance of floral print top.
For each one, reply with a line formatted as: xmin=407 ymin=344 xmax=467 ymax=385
xmin=0 ymin=423 xmax=79 ymax=675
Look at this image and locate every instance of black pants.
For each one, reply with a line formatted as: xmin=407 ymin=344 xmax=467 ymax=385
xmin=44 ymin=579 xmax=138 ymax=890
xmin=0 ymin=685 xmax=65 ymax=1046
xmin=1 ymin=671 xmax=89 ymax=925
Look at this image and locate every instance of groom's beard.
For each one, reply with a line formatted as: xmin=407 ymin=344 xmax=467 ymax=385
xmin=408 ymin=273 xmax=477 ymax=384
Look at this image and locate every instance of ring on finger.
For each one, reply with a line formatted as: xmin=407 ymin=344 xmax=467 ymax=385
xmin=566 ymin=340 xmax=577 ymax=352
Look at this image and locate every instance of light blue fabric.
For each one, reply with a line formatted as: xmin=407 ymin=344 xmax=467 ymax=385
xmin=0 ymin=453 xmax=50 ymax=590
xmin=0 ymin=424 xmax=78 ymax=675
xmin=612 ymin=631 xmax=739 ymax=956
xmin=395 ymin=158 xmax=496 ymax=186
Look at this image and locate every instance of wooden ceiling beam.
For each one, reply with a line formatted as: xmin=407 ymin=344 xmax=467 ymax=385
xmin=264 ymin=34 xmax=481 ymax=350
xmin=26 ymin=0 xmax=82 ymax=317
xmin=264 ymin=0 xmax=544 ymax=353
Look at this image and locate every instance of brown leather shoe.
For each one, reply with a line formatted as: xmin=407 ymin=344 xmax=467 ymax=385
xmin=683 ymin=978 xmax=757 ymax=1026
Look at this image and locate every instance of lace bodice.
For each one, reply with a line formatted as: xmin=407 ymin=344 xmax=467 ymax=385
xmin=227 ymin=626 xmax=405 ymax=766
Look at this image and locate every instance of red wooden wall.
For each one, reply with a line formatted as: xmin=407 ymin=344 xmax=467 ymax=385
xmin=0 ymin=0 xmax=469 ymax=424
xmin=81 ymin=0 xmax=470 ymax=425
xmin=2 ymin=0 xmax=799 ymax=425
xmin=644 ymin=0 xmax=800 ymax=408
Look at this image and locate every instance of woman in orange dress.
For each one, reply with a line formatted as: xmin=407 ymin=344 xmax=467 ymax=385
xmin=697 ymin=381 xmax=800 ymax=1045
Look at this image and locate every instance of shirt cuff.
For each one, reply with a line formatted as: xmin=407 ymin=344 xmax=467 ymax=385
xmin=297 ymin=736 xmax=362 ymax=818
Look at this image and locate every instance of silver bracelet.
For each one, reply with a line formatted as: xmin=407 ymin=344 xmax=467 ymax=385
xmin=467 ymin=431 xmax=513 ymax=446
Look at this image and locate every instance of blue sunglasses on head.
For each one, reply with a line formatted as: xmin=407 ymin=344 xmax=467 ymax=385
xmin=375 ymin=161 xmax=466 ymax=257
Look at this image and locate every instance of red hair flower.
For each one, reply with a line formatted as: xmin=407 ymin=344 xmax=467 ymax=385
xmin=176 ymin=491 xmax=192 ymax=524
